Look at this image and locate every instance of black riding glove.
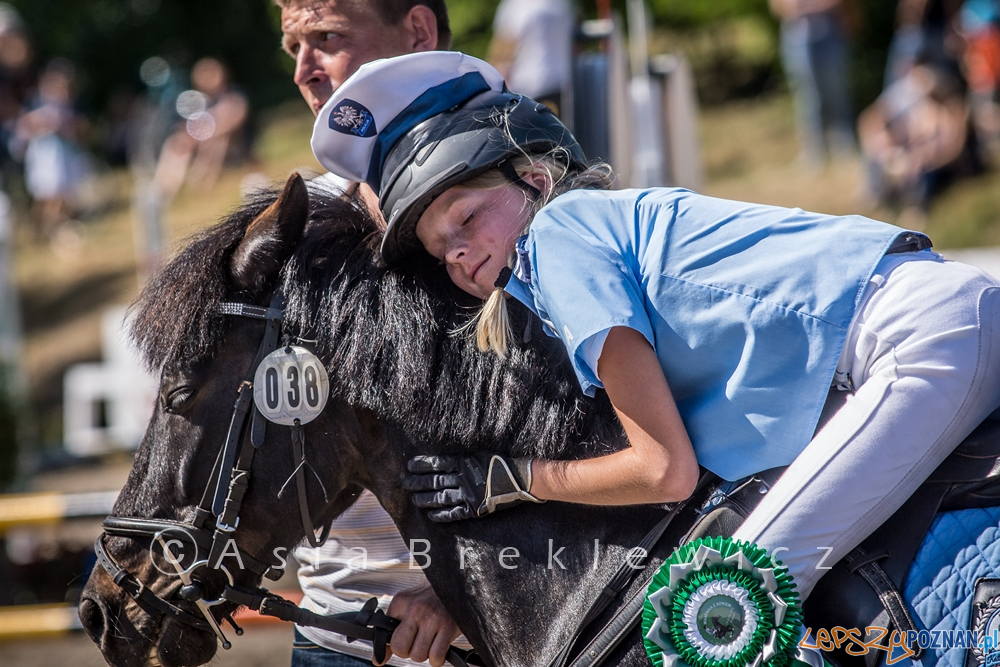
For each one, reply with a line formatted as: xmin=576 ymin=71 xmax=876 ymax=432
xmin=403 ymin=453 xmax=545 ymax=522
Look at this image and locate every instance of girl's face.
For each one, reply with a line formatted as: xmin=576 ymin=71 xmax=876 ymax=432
xmin=415 ymin=184 xmax=531 ymax=299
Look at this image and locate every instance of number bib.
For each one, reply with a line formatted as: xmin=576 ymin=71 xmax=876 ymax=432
xmin=253 ymin=346 xmax=330 ymax=426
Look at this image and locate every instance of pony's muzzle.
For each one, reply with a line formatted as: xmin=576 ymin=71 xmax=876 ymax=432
xmin=78 ymin=595 xmax=109 ymax=648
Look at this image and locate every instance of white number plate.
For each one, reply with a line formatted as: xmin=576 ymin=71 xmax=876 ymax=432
xmin=253 ymin=346 xmax=330 ymax=426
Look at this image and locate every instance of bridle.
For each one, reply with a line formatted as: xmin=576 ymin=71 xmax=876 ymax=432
xmin=90 ymin=289 xmax=478 ymax=666
xmin=93 ymin=291 xmax=336 ymax=648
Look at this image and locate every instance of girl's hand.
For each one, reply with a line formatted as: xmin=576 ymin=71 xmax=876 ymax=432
xmin=404 ymin=328 xmax=699 ymax=516
xmin=403 ymin=453 xmax=544 ymax=522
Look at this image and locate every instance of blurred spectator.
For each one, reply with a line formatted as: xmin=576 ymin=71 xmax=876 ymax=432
xmin=152 ymin=57 xmax=248 ymax=200
xmin=957 ymin=0 xmax=1000 ymax=156
xmin=488 ymin=0 xmax=575 ymax=116
xmin=0 ymin=4 xmax=33 ymax=179
xmin=885 ymin=0 xmax=964 ymax=86
xmin=12 ymin=58 xmax=91 ymax=241
xmin=858 ymin=60 xmax=976 ymax=223
xmin=770 ymin=0 xmax=858 ymax=165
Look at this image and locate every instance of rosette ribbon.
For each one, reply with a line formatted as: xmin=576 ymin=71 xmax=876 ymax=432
xmin=642 ymin=537 xmax=808 ymax=667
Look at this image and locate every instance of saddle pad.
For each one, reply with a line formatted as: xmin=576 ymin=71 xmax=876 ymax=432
xmin=883 ymin=506 xmax=1000 ymax=667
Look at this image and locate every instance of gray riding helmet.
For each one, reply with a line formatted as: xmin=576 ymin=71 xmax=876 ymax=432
xmin=375 ymin=90 xmax=587 ymax=266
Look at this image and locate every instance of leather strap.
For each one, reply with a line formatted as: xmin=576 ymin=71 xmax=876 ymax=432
xmin=292 ymin=422 xmax=331 ymax=548
xmin=844 ymin=546 xmax=923 ymax=659
xmin=211 ymin=383 xmax=255 ymax=517
xmin=885 ymin=232 xmax=932 ymax=255
xmin=101 ymin=516 xmax=271 ymax=576
xmin=568 ymin=588 xmax=645 ymax=667
xmin=223 ymin=586 xmax=477 ymax=667
xmin=217 ymin=303 xmax=285 ymax=320
xmin=547 ymin=473 xmax=714 ymax=667
xmin=208 ymin=290 xmax=286 ymax=563
xmin=94 ymin=535 xmax=210 ymax=631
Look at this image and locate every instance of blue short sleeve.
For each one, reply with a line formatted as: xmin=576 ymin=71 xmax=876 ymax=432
xmin=528 ymin=225 xmax=655 ymax=395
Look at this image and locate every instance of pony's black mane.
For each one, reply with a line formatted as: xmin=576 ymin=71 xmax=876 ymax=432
xmin=131 ymin=187 xmax=622 ymax=460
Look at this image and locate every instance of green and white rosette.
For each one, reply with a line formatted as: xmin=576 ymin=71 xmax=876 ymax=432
xmin=642 ymin=537 xmax=802 ymax=667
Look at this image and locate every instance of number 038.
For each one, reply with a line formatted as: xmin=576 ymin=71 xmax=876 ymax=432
xmin=253 ymin=346 xmax=330 ymax=426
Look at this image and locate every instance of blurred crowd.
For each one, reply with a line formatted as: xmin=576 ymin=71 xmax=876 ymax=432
xmin=0 ymin=0 xmax=990 ymax=248
xmin=771 ymin=0 xmax=1000 ymax=224
xmin=0 ymin=3 xmax=250 ymax=255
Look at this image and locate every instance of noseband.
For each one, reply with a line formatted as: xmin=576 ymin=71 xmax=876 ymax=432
xmin=94 ymin=292 xmax=332 ymax=647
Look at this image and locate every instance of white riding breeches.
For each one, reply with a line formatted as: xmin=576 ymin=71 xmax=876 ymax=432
xmin=732 ymin=251 xmax=1000 ymax=599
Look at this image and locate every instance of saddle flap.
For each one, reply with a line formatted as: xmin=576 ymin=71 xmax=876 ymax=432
xmin=934 ymin=417 xmax=1000 ymax=483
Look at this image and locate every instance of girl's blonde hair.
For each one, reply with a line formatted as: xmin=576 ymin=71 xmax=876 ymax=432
xmin=461 ymin=153 xmax=614 ymax=357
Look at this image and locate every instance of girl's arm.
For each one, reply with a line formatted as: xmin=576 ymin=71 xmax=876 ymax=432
xmin=403 ymin=327 xmax=700 ymax=520
xmin=530 ymin=326 xmax=700 ymax=505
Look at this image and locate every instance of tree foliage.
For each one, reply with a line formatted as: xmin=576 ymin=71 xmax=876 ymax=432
xmin=8 ymin=0 xmax=294 ymax=116
xmin=644 ymin=0 xmax=772 ymax=28
xmin=5 ymin=0 xmax=902 ymax=137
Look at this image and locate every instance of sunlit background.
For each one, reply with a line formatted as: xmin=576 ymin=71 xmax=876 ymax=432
xmin=0 ymin=0 xmax=998 ymax=664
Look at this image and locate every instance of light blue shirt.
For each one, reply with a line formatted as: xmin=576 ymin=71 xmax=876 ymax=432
xmin=504 ymin=188 xmax=907 ymax=481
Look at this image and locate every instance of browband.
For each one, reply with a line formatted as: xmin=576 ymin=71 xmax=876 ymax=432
xmin=218 ymin=303 xmax=285 ymax=320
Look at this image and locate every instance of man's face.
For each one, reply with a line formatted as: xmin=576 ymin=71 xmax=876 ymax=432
xmin=281 ymin=0 xmax=414 ymax=115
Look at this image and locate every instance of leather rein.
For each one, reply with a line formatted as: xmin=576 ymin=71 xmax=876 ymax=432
xmin=92 ymin=293 xmax=476 ymax=665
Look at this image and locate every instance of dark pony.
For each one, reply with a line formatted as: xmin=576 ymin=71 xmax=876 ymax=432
xmin=80 ymin=174 xmax=1000 ymax=667
xmin=84 ymin=175 xmax=688 ymax=667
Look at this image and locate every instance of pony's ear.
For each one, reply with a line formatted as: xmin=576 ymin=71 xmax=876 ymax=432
xmin=230 ymin=172 xmax=309 ymax=294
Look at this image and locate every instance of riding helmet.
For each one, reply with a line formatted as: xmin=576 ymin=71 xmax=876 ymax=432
xmin=310 ymin=52 xmax=587 ymax=266
xmin=377 ymin=90 xmax=586 ymax=265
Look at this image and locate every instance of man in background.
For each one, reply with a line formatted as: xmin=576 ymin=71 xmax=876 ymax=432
xmin=276 ymin=2 xmax=461 ymax=666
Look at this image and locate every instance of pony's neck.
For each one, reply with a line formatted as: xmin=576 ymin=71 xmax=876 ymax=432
xmin=362 ymin=446 xmax=673 ymax=667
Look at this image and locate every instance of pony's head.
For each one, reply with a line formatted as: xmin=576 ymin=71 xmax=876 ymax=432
xmin=77 ymin=175 xmax=371 ymax=666
xmin=79 ymin=174 xmax=622 ymax=666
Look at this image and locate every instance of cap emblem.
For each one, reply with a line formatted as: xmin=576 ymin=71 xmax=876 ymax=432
xmin=329 ymin=99 xmax=377 ymax=137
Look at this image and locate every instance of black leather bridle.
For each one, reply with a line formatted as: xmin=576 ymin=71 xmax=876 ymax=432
xmin=90 ymin=291 xmax=479 ymax=666
xmin=93 ymin=293 xmax=336 ymax=646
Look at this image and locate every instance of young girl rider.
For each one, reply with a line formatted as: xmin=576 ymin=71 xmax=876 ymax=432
xmin=311 ymin=51 xmax=1000 ymax=602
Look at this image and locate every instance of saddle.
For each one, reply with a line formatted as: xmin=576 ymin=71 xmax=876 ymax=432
xmin=556 ymin=392 xmax=1000 ymax=667
xmin=805 ymin=408 xmax=1000 ymax=667
xmin=679 ymin=392 xmax=1000 ymax=667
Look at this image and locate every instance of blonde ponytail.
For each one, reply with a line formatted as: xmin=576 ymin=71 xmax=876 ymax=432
xmin=476 ymin=286 xmax=512 ymax=356
xmin=455 ymin=153 xmax=615 ymax=358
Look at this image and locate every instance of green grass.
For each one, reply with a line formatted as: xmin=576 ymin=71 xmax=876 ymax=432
xmin=699 ymin=93 xmax=1000 ymax=249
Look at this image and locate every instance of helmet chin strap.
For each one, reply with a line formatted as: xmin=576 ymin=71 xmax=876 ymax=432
xmin=498 ymin=159 xmax=541 ymax=199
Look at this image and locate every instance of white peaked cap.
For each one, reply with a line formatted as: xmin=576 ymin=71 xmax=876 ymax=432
xmin=311 ymin=51 xmax=507 ymax=187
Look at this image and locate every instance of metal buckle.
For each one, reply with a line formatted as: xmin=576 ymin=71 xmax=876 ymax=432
xmin=216 ymin=517 xmax=239 ymax=533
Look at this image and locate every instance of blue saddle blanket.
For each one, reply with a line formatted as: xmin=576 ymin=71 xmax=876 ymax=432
xmin=878 ymin=506 xmax=1000 ymax=667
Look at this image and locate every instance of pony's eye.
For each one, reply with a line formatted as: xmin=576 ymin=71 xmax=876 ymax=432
xmin=164 ymin=386 xmax=198 ymax=414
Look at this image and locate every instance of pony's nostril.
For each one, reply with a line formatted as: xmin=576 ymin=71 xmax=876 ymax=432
xmin=78 ymin=597 xmax=107 ymax=644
